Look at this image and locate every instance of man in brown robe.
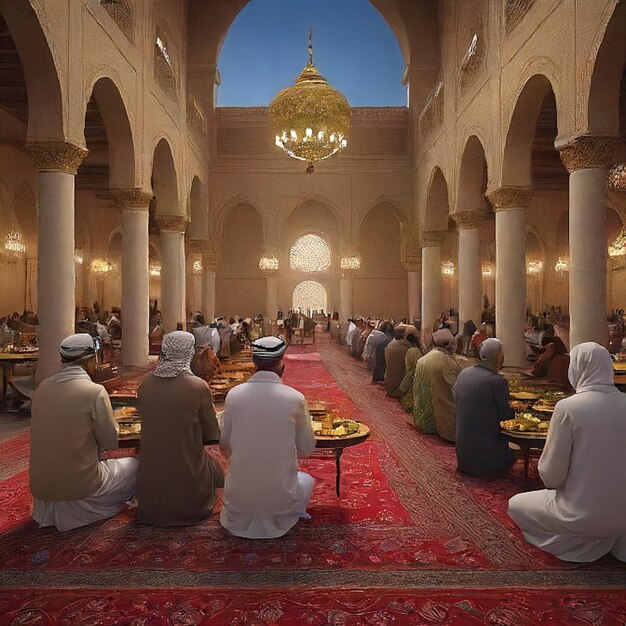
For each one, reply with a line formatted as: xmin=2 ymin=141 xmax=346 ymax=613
xmin=136 ymin=331 xmax=224 ymax=526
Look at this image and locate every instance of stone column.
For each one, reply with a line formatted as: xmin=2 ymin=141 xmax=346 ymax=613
xmin=558 ymin=136 xmax=621 ymax=348
xmin=186 ymin=238 xmax=205 ymax=315
xmin=202 ymin=248 xmax=221 ymax=322
xmin=421 ymin=231 xmax=445 ymax=343
xmin=403 ymin=256 xmax=422 ymax=323
xmin=455 ymin=212 xmax=484 ymax=329
xmin=339 ymin=274 xmax=355 ymax=322
xmin=26 ymin=142 xmax=86 ymax=382
xmin=116 ymin=190 xmax=152 ymax=366
xmin=157 ymin=216 xmax=187 ymax=332
xmin=488 ymin=187 xmax=532 ymax=368
xmin=264 ymin=274 xmax=279 ymax=320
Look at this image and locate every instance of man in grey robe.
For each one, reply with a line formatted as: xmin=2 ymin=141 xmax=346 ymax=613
xmin=453 ymin=338 xmax=515 ymax=477
xmin=384 ymin=323 xmax=410 ymax=396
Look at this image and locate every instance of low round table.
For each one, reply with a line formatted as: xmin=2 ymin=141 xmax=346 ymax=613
xmin=502 ymin=430 xmax=547 ymax=484
xmin=314 ymin=424 xmax=371 ymax=497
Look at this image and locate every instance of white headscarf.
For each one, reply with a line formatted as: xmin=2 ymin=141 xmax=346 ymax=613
xmin=568 ymin=342 xmax=615 ymax=394
xmin=154 ymin=331 xmax=196 ymax=378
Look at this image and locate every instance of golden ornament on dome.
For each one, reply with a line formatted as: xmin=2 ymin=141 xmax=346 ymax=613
xmin=270 ymin=29 xmax=351 ymax=173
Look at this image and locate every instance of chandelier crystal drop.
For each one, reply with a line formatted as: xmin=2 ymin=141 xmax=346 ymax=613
xmin=91 ymin=258 xmax=115 ymax=274
xmin=340 ymin=256 xmax=361 ymax=271
xmin=441 ymin=260 xmax=455 ymax=276
xmin=4 ymin=230 xmax=26 ymax=255
xmin=608 ymin=228 xmax=626 ymax=258
xmin=192 ymin=260 xmax=203 ymax=274
xmin=481 ymin=264 xmax=494 ymax=278
xmin=554 ymin=257 xmax=569 ymax=276
xmin=526 ymin=260 xmax=544 ymax=276
xmin=269 ymin=29 xmax=351 ymax=173
xmin=259 ymin=256 xmax=279 ymax=273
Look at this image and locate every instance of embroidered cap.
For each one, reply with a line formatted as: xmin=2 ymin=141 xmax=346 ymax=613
xmin=252 ymin=336 xmax=288 ymax=360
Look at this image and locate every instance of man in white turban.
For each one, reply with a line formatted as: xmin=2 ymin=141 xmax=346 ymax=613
xmin=453 ymin=338 xmax=516 ymax=477
xmin=509 ymin=342 xmax=626 ymax=562
xmin=412 ymin=328 xmax=461 ymax=441
xmin=220 ymin=336 xmax=316 ymax=539
xmin=29 ymin=333 xmax=138 ymax=532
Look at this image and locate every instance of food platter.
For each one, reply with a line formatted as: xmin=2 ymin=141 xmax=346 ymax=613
xmin=315 ymin=423 xmax=370 ymax=441
xmin=501 ymin=428 xmax=548 ymax=439
xmin=510 ymin=391 xmax=541 ymax=401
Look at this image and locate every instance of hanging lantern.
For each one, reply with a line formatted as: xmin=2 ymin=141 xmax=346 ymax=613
xmin=526 ymin=260 xmax=544 ymax=276
xmin=554 ymin=257 xmax=569 ymax=277
xmin=149 ymin=264 xmax=161 ymax=277
xmin=91 ymin=258 xmax=115 ymax=274
xmin=259 ymin=256 xmax=279 ymax=273
xmin=441 ymin=260 xmax=455 ymax=276
xmin=4 ymin=230 xmax=26 ymax=255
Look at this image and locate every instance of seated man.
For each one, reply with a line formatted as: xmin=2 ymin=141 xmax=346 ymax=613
xmin=509 ymin=343 xmax=626 ymax=562
xmin=29 ymin=334 xmax=137 ymax=532
xmin=453 ymin=338 xmax=515 ymax=477
xmin=220 ymin=336 xmax=316 ymax=539
xmin=412 ymin=328 xmax=461 ymax=442
xmin=137 ymin=331 xmax=224 ymax=526
xmin=384 ymin=323 xmax=410 ymax=396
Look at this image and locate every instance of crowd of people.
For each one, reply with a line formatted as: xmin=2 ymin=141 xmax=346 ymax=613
xmin=343 ymin=313 xmax=626 ymax=563
xmin=22 ymin=301 xmax=626 ymax=565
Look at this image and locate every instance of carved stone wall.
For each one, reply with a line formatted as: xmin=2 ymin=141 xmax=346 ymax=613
xmin=187 ymin=94 xmax=207 ymax=144
xmin=419 ymin=80 xmax=443 ymax=139
xmin=155 ymin=44 xmax=177 ymax=101
xmin=505 ymin=0 xmax=536 ymax=34
xmin=459 ymin=32 xmax=485 ymax=95
xmin=100 ymin=0 xmax=133 ymax=41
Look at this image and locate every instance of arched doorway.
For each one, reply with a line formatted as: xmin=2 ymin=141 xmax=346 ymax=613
xmin=292 ymin=280 xmax=327 ymax=315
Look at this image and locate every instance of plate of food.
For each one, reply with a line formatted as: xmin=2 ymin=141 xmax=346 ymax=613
xmin=510 ymin=391 xmax=541 ymax=401
xmin=314 ymin=418 xmax=361 ymax=438
xmin=501 ymin=413 xmax=550 ymax=434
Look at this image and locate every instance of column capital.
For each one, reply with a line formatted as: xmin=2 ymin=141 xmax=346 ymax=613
xmin=186 ymin=237 xmax=206 ymax=254
xmin=402 ymin=254 xmax=422 ymax=272
xmin=556 ymin=135 xmax=622 ymax=173
xmin=487 ymin=187 xmax=533 ymax=210
xmin=157 ymin=215 xmax=188 ymax=232
xmin=114 ymin=188 xmax=153 ymax=209
xmin=26 ymin=141 xmax=87 ymax=174
xmin=203 ymin=249 xmax=222 ymax=272
xmin=421 ymin=231 xmax=446 ymax=247
xmin=453 ymin=211 xmax=485 ymax=229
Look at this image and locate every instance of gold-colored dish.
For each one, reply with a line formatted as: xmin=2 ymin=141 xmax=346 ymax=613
xmin=510 ymin=391 xmax=541 ymax=401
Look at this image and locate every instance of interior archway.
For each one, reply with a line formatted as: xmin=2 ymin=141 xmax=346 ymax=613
xmin=292 ymin=280 xmax=327 ymax=314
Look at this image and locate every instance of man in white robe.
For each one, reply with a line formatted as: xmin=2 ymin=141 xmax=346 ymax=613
xmin=29 ymin=333 xmax=138 ymax=532
xmin=508 ymin=342 xmax=626 ymax=562
xmin=220 ymin=336 xmax=316 ymax=539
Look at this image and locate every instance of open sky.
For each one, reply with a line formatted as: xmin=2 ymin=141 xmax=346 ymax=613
xmin=217 ymin=0 xmax=407 ymax=107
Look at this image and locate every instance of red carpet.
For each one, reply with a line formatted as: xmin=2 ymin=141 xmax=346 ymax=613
xmin=3 ymin=587 xmax=626 ymax=625
xmin=0 ymin=341 xmax=625 ymax=622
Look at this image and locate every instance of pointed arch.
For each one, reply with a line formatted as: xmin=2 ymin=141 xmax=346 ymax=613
xmin=456 ymin=135 xmax=488 ymax=213
xmin=502 ymin=74 xmax=559 ymax=188
xmin=152 ymin=138 xmax=179 ymax=215
xmin=187 ymin=176 xmax=206 ymax=238
xmin=422 ymin=166 xmax=450 ymax=233
xmin=585 ymin=2 xmax=626 ymax=135
xmin=0 ymin=0 xmax=64 ymax=140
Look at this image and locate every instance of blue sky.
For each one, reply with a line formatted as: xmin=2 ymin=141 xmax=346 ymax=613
xmin=217 ymin=0 xmax=407 ymax=107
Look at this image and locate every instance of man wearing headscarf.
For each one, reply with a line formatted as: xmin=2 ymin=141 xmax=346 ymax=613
xmin=509 ymin=343 xmax=626 ymax=563
xmin=384 ymin=323 xmax=411 ymax=396
xmin=136 ymin=331 xmax=223 ymax=526
xmin=453 ymin=338 xmax=516 ymax=477
xmin=29 ymin=333 xmax=138 ymax=532
xmin=412 ymin=328 xmax=462 ymax=441
xmin=220 ymin=336 xmax=316 ymax=539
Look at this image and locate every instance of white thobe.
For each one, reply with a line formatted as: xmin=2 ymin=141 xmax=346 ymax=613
xmin=345 ymin=322 xmax=357 ymax=348
xmin=219 ymin=371 xmax=316 ymax=539
xmin=509 ymin=342 xmax=626 ymax=562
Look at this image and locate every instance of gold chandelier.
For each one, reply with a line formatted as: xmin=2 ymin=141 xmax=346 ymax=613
xmin=270 ymin=30 xmax=351 ymax=173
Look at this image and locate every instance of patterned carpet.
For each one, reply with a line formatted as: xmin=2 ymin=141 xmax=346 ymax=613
xmin=1 ymin=340 xmax=625 ymax=623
